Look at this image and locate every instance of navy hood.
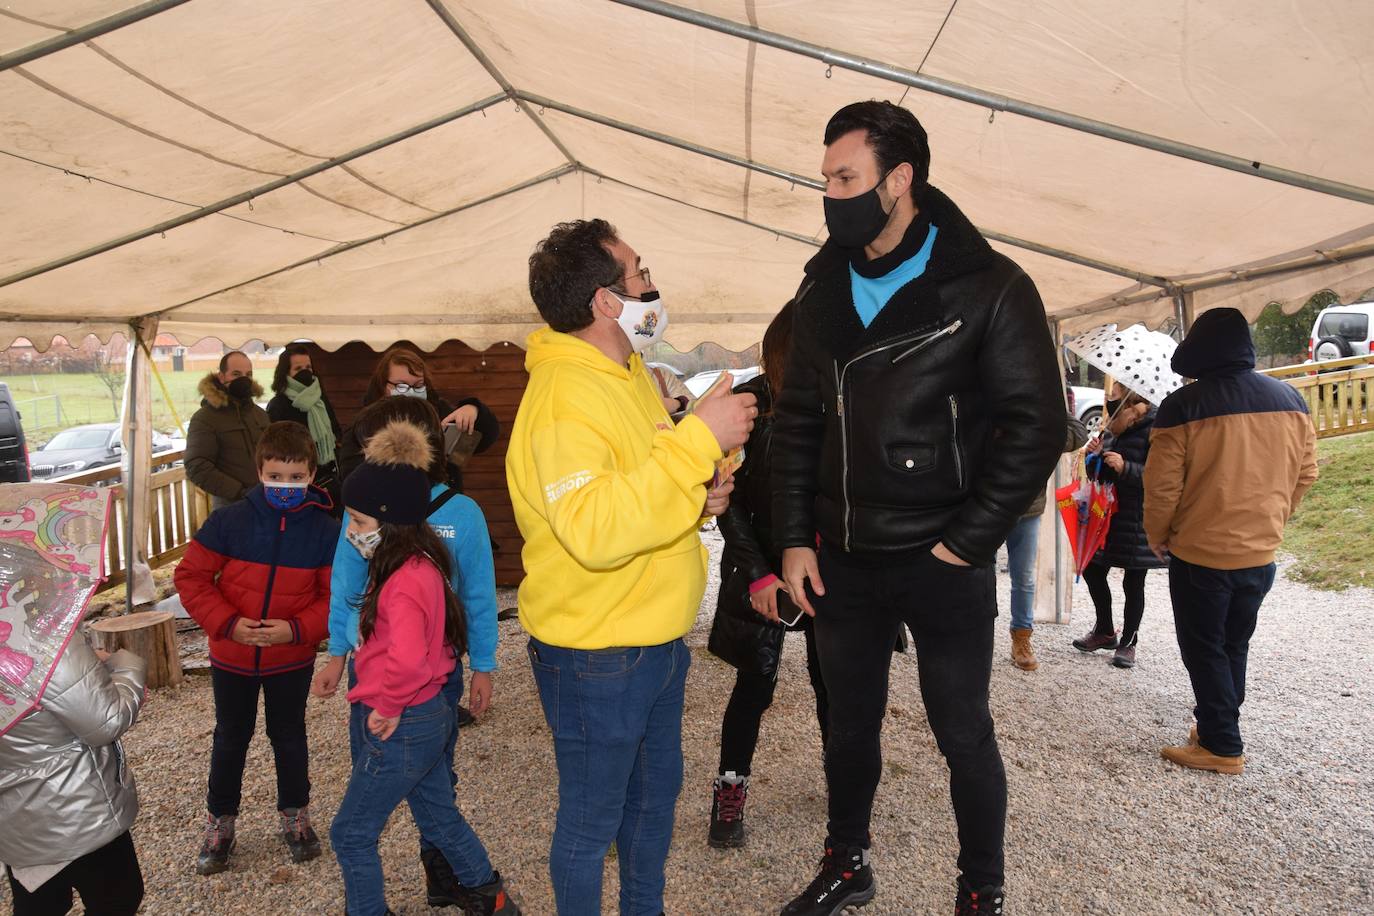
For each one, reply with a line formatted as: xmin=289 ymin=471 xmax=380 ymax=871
xmin=1171 ymin=307 xmax=1255 ymax=378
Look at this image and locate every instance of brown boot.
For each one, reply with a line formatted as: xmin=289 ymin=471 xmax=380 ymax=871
xmin=1161 ymin=743 xmax=1244 ymax=775
xmin=1010 ymin=628 xmax=1039 ymax=671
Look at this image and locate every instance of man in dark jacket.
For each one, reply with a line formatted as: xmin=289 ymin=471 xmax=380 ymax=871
xmin=186 ymin=351 xmax=271 ymax=508
xmin=1144 ymin=307 xmax=1318 ymax=775
xmin=773 ymin=101 xmax=1065 ymax=916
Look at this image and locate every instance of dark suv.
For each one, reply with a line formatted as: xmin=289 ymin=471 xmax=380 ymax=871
xmin=0 ymin=382 xmax=30 ymax=483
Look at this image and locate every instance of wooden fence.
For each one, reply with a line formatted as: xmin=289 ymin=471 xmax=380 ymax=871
xmin=1259 ymin=354 xmax=1373 ymax=439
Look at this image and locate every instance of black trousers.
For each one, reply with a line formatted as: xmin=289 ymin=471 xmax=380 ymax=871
xmin=7 ymin=830 xmax=143 ymax=916
xmin=811 ymin=543 xmax=1006 ymax=888
xmin=1083 ymin=562 xmax=1148 ymax=647
xmin=718 ymin=620 xmax=830 ymax=776
xmin=208 ymin=665 xmax=313 ymax=817
xmin=1169 ymin=556 xmax=1275 ymax=756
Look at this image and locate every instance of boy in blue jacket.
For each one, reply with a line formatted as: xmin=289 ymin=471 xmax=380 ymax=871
xmin=310 ymin=396 xmax=500 ymax=911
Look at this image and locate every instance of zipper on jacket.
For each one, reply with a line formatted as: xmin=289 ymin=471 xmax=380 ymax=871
xmin=949 ymin=394 xmax=964 ymax=488
xmin=255 ymin=514 xmax=286 ymax=673
xmin=891 ymin=319 xmax=963 ymax=364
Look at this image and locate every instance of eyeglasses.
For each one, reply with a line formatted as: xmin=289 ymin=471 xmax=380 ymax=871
xmin=388 ymin=381 xmax=425 ymax=394
xmin=615 ymin=267 xmax=651 ymax=289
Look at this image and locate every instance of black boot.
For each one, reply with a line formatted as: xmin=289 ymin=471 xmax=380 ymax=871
xmin=458 ymin=870 xmax=522 ymax=915
xmin=422 ymin=848 xmax=467 ymax=907
xmin=780 ymin=843 xmax=876 ymax=915
xmin=708 ymin=772 xmax=748 ymax=849
xmin=954 ymin=877 xmax=1004 ymax=915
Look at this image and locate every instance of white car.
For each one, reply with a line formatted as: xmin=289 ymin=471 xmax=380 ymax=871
xmin=1310 ymin=301 xmax=1374 ymax=362
xmin=1069 ymin=385 xmax=1107 ymax=435
xmin=683 ymin=366 xmax=763 ymax=399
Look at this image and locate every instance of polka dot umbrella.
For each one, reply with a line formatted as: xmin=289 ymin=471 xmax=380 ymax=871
xmin=1066 ymin=323 xmax=1185 ymax=406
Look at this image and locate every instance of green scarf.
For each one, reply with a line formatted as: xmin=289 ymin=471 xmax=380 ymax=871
xmin=285 ymin=376 xmax=336 ymax=466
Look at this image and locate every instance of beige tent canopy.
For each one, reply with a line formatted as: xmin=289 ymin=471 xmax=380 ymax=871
xmin=2 ymin=0 xmax=1373 ymax=355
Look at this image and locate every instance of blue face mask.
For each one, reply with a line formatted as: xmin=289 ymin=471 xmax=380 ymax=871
xmin=263 ymin=481 xmax=309 ymax=510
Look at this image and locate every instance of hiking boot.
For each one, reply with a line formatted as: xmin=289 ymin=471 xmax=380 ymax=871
xmin=1072 ymin=629 xmax=1118 ymax=652
xmin=955 ymin=878 xmax=1005 ymax=915
xmin=196 ymin=813 xmax=237 ymax=875
xmin=457 ymin=704 xmax=476 ymax=728
xmin=280 ymin=806 xmax=321 ymax=863
xmin=780 ymin=844 xmax=876 ymax=915
xmin=458 ymin=870 xmax=522 ymax=915
xmin=423 ymin=847 xmax=466 ymax=907
xmin=1111 ymin=643 xmax=1137 ymax=668
xmin=1161 ymin=743 xmax=1245 ymax=775
xmin=1010 ymin=628 xmax=1038 ymax=671
xmin=709 ymin=772 xmax=749 ymax=849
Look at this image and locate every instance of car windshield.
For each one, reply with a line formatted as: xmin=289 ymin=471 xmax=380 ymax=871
xmin=1319 ymin=313 xmax=1368 ymax=340
xmin=44 ymin=428 xmax=112 ymax=450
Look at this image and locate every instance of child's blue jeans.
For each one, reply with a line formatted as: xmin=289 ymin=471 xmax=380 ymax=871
xmin=330 ymin=693 xmax=494 ymax=916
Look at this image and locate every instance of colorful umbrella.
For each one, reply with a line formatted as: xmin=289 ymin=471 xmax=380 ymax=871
xmin=1056 ymin=454 xmax=1119 ymax=579
xmin=0 ymin=483 xmax=112 ymax=736
xmin=1067 ymin=323 xmax=1185 ymax=406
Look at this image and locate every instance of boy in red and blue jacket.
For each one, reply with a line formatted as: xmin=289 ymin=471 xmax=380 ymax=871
xmin=175 ymin=421 xmax=338 ymax=876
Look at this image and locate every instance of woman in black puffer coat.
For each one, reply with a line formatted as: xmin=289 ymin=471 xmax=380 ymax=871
xmin=1072 ymin=383 xmax=1166 ymax=669
xmin=705 ymin=302 xmax=829 ymax=850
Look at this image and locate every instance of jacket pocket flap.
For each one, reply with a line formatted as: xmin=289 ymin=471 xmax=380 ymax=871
xmin=887 ymin=443 xmax=937 ymax=473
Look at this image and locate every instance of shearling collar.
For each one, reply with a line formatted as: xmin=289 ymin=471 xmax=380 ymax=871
xmin=197 ymin=372 xmax=264 ymax=409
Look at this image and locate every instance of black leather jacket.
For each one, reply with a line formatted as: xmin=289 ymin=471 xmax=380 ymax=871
xmin=772 ymin=186 xmax=1066 ymax=567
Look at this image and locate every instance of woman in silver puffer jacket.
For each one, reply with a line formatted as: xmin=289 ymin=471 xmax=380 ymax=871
xmin=0 ymin=637 xmax=147 ymax=915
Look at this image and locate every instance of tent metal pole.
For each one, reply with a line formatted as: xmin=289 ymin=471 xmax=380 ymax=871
xmin=424 ymin=0 xmax=579 ymax=167
xmin=1173 ymin=292 xmax=1193 ymax=335
xmin=155 ymin=164 xmax=577 ymax=316
xmin=610 ymin=0 xmax=1374 ymax=206
xmin=0 ymin=0 xmax=192 ymax=72
xmin=0 ymin=94 xmax=507 ymax=292
xmin=519 ymin=92 xmax=1169 ymax=287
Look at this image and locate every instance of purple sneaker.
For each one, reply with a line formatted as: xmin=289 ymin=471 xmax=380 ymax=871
xmin=1072 ymin=630 xmax=1119 ymax=652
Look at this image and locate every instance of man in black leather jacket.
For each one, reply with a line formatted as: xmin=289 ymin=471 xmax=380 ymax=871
xmin=772 ymin=101 xmax=1065 ymax=916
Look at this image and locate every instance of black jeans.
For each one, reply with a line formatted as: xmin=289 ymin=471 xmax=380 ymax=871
xmin=1083 ymin=562 xmax=1148 ymax=647
xmin=718 ymin=620 xmax=830 ymax=776
xmin=1168 ymin=556 xmax=1275 ymax=757
xmin=812 ymin=543 xmax=1006 ymax=888
xmin=208 ymin=665 xmax=313 ymax=816
xmin=7 ymin=830 xmax=143 ymax=916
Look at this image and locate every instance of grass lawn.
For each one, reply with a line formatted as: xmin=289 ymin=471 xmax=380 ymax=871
xmin=1282 ymin=432 xmax=1373 ymax=590
xmin=2 ymin=356 xmax=267 ymax=447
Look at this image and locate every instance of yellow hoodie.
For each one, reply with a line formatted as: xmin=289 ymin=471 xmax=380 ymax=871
xmin=506 ymin=328 xmax=723 ymax=649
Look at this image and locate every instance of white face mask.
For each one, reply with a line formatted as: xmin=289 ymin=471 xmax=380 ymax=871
xmin=609 ymin=290 xmax=668 ymax=353
xmin=346 ymin=528 xmax=382 ymax=559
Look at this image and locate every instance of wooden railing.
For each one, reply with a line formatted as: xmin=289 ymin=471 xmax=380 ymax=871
xmin=43 ymin=449 xmax=212 ymax=591
xmin=1260 ymin=355 xmax=1373 ymax=439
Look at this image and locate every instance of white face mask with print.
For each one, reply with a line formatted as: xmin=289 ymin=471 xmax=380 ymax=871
xmin=608 ymin=290 xmax=668 ymax=353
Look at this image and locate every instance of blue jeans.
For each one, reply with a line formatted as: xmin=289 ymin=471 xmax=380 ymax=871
xmin=346 ymin=659 xmax=467 ymax=857
xmin=1168 ymin=556 xmax=1276 ymax=756
xmin=527 ymin=637 xmax=690 ymax=916
xmin=1004 ymin=514 xmax=1041 ymax=631
xmin=331 ymin=693 xmax=493 ymax=916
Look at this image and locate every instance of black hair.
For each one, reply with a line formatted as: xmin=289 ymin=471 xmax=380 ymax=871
xmin=528 ymin=219 xmax=624 ymax=333
xmin=271 ymin=343 xmax=312 ymax=395
xmin=824 ymin=100 xmax=931 ymax=192
xmin=218 ymin=350 xmax=249 ymax=373
xmin=356 ymin=523 xmax=466 ymax=655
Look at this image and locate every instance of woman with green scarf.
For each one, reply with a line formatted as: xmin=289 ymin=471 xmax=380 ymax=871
xmin=267 ymin=344 xmax=344 ymax=515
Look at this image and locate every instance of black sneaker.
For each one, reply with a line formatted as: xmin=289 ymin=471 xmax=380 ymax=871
xmin=780 ymin=844 xmax=876 ymax=915
xmin=280 ymin=806 xmax=321 ymax=863
xmin=458 ymin=870 xmax=522 ymax=915
xmin=195 ymin=813 xmax=236 ymax=875
xmin=709 ymin=772 xmax=749 ymax=849
xmin=457 ymin=704 xmax=476 ymax=728
xmin=954 ymin=878 xmax=1004 ymax=915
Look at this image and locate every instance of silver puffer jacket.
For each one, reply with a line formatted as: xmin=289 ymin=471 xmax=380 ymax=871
xmin=0 ymin=637 xmax=146 ymax=867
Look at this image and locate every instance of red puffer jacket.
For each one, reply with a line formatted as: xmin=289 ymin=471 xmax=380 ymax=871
xmin=175 ymin=485 xmax=339 ymax=676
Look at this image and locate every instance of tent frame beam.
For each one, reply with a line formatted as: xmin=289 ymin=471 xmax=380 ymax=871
xmin=0 ymin=93 xmax=508 ymax=292
xmin=517 ymin=92 xmax=1173 ymax=289
xmin=0 ymin=0 xmax=193 ymax=72
xmin=611 ymin=0 xmax=1374 ymax=207
xmin=154 ymin=164 xmax=578 ymax=317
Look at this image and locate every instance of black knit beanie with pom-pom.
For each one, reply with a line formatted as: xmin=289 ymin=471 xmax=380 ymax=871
xmin=342 ymin=419 xmax=433 ymax=524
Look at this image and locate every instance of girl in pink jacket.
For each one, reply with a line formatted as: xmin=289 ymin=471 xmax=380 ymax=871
xmin=327 ymin=420 xmax=519 ymax=916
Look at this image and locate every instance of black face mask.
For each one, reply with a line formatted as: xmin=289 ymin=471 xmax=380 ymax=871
xmin=822 ymin=169 xmax=895 ymax=249
xmin=1104 ymin=398 xmax=1123 ymax=417
xmin=293 ymin=369 xmax=315 ymax=387
xmin=226 ymin=376 xmax=254 ymax=400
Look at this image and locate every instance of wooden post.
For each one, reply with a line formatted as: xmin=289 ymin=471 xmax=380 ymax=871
xmin=88 ymin=611 xmax=184 ymax=689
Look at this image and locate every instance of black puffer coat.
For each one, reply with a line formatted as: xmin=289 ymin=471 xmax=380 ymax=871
xmin=1091 ymin=409 xmax=1166 ymax=570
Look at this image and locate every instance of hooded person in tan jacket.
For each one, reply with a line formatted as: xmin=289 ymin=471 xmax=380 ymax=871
xmin=1143 ymin=307 xmax=1317 ymax=775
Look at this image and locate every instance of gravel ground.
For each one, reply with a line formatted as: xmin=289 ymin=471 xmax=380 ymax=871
xmin=5 ymin=530 xmax=1370 ymax=914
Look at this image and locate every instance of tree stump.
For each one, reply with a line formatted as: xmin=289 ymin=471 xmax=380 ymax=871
xmin=88 ymin=610 xmax=184 ymax=689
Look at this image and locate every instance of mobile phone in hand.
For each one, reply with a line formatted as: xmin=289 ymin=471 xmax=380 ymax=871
xmin=775 ymin=586 xmax=805 ymax=627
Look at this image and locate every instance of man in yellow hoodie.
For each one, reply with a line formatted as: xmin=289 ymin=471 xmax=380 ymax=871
xmin=508 ymin=218 xmax=758 ymax=916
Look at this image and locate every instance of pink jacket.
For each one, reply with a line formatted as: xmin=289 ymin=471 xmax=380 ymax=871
xmin=347 ymin=556 xmax=456 ymax=718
